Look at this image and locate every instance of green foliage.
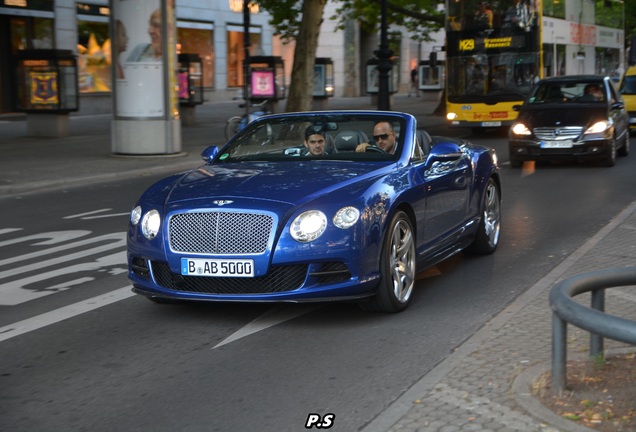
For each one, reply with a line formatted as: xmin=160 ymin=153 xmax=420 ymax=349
xmin=256 ymin=0 xmax=444 ymax=43
xmin=595 ymin=0 xmax=623 ymax=29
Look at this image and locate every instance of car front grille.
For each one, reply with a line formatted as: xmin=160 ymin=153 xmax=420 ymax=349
xmin=150 ymin=261 xmax=307 ymax=294
xmin=169 ymin=212 xmax=274 ymax=255
xmin=533 ymin=126 xmax=583 ymax=140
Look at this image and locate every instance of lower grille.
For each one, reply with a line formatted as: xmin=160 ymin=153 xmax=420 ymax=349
xmin=151 ymin=261 xmax=308 ymax=294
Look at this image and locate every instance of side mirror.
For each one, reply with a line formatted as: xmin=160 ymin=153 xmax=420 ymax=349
xmin=427 ymin=141 xmax=462 ymax=163
xmin=200 ymin=145 xmax=219 ymax=163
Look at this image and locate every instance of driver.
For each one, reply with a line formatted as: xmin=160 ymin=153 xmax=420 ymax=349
xmin=356 ymin=122 xmax=397 ymax=154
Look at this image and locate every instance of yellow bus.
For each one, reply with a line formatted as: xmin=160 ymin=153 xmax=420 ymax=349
xmin=445 ymin=0 xmax=542 ymax=131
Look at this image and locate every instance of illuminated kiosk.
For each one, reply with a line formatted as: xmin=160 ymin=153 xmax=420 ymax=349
xmin=312 ymin=57 xmax=334 ymax=110
xmin=15 ymin=49 xmax=79 ymax=138
xmin=247 ymin=56 xmax=285 ymax=113
xmin=110 ymin=0 xmax=181 ymax=155
xmin=178 ymin=53 xmax=204 ymax=126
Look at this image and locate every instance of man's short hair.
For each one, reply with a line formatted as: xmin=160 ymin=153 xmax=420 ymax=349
xmin=305 ymin=125 xmax=326 ymax=140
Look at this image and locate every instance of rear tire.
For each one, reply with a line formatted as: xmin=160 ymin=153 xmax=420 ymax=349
xmin=466 ymin=178 xmax=501 ymax=255
xmin=359 ymin=211 xmax=416 ymax=313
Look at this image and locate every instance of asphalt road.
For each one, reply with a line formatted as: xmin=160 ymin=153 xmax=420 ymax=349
xmin=1 ymin=130 xmax=634 ymax=432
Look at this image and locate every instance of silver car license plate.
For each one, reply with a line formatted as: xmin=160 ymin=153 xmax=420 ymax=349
xmin=540 ymin=140 xmax=573 ymax=148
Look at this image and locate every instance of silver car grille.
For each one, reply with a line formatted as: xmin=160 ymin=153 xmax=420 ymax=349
xmin=533 ymin=126 xmax=583 ymax=140
xmin=169 ymin=212 xmax=274 ymax=255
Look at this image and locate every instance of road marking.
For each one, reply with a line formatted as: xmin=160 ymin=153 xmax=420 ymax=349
xmin=0 ymin=230 xmax=90 ymax=249
xmin=80 ymin=212 xmax=130 ymax=220
xmin=0 ymin=250 xmax=126 ymax=305
xmin=0 ymin=228 xmax=23 ymax=235
xmin=64 ymin=209 xmax=113 ymax=219
xmin=0 ymin=286 xmax=135 ymax=343
xmin=213 ymin=304 xmax=323 ymax=349
xmin=0 ymin=233 xmax=125 ymax=278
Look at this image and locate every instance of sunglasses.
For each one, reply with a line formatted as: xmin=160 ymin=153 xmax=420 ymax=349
xmin=373 ymin=133 xmax=392 ymax=141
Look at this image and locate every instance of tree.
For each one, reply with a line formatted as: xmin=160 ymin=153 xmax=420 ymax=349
xmin=257 ymin=0 xmax=444 ymax=112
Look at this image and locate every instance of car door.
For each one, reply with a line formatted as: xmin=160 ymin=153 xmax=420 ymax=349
xmin=419 ymin=140 xmax=472 ymax=255
xmin=608 ymin=82 xmax=629 ymax=140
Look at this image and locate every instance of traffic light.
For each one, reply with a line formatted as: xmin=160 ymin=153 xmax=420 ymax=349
xmin=429 ymin=51 xmax=437 ymax=68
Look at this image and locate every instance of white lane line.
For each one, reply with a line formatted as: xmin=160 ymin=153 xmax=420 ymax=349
xmin=0 ymin=286 xmax=135 ymax=343
xmin=80 ymin=213 xmax=130 ymax=220
xmin=64 ymin=209 xmax=113 ymax=219
xmin=213 ymin=304 xmax=323 ymax=349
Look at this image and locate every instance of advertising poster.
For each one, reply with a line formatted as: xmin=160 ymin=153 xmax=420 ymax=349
xmin=30 ymin=72 xmax=59 ymax=105
xmin=251 ymin=70 xmax=275 ymax=98
xmin=312 ymin=64 xmax=325 ymax=97
xmin=112 ymin=0 xmax=166 ymax=118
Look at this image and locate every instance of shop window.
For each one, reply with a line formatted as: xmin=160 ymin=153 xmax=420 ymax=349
xmin=177 ymin=22 xmax=214 ymax=88
xmin=77 ymin=20 xmax=111 ymax=93
xmin=227 ymin=26 xmax=262 ymax=88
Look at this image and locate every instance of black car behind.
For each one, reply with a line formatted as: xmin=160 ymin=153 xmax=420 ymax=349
xmin=508 ymin=75 xmax=630 ymax=167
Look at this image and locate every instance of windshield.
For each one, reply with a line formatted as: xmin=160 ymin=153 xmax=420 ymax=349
xmin=527 ymin=81 xmax=607 ymax=104
xmin=619 ymin=75 xmax=636 ymax=95
xmin=447 ymin=53 xmax=538 ymax=103
xmin=217 ymin=115 xmax=406 ymax=163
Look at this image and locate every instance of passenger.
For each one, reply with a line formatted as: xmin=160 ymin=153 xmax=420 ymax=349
xmin=303 ymin=126 xmax=328 ymax=156
xmin=356 ymin=121 xmax=398 ymax=154
xmin=584 ymin=84 xmax=604 ymax=101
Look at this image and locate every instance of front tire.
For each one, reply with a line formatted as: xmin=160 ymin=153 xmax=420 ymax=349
xmin=466 ymin=178 xmax=501 ymax=255
xmin=359 ymin=211 xmax=416 ymax=313
xmin=601 ymin=137 xmax=616 ymax=167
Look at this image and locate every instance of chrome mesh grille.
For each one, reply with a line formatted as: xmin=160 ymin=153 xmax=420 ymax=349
xmin=533 ymin=126 xmax=583 ymax=140
xmin=169 ymin=212 xmax=274 ymax=254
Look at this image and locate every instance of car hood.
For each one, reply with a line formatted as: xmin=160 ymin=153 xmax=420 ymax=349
xmin=519 ymin=105 xmax=608 ymax=127
xmin=166 ymin=161 xmax=386 ymax=206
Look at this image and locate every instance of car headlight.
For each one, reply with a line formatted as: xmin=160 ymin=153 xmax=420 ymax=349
xmin=584 ymin=121 xmax=610 ymax=134
xmin=141 ymin=209 xmax=161 ymax=240
xmin=511 ymin=122 xmax=531 ymax=135
xmin=290 ymin=210 xmax=327 ymax=242
xmin=130 ymin=205 xmax=142 ymax=226
xmin=446 ymin=112 xmax=458 ymax=121
xmin=333 ymin=206 xmax=360 ymax=229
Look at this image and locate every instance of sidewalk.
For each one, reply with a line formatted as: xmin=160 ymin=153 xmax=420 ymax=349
xmin=0 ymin=94 xmax=445 ymax=197
xmin=1 ymin=94 xmax=634 ymax=431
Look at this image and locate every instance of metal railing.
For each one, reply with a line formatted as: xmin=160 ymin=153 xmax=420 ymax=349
xmin=549 ymin=266 xmax=636 ymax=393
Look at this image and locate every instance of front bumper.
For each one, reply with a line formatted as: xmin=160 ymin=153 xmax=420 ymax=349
xmin=508 ymin=138 xmax=613 ymax=162
xmin=128 ymin=256 xmax=378 ymax=303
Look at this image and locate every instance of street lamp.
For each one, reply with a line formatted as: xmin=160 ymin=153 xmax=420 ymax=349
xmin=375 ymin=0 xmax=394 ymax=110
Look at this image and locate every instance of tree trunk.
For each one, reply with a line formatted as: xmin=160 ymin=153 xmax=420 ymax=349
xmin=285 ymin=0 xmax=327 ymax=112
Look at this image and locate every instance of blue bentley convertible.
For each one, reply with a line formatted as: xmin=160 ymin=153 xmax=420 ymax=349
xmin=128 ymin=111 xmax=501 ymax=312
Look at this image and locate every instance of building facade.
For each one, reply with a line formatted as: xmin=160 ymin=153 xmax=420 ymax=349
xmin=0 ymin=0 xmax=625 ymax=116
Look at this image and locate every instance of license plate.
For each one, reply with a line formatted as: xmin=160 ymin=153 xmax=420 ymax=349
xmin=482 ymin=121 xmax=502 ymax=127
xmin=181 ymin=258 xmax=254 ymax=277
xmin=540 ymin=140 xmax=573 ymax=148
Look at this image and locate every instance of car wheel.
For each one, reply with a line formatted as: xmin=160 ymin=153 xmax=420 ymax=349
xmin=225 ymin=116 xmax=242 ymax=140
xmin=359 ymin=211 xmax=416 ymax=313
xmin=601 ymin=137 xmax=616 ymax=167
xmin=618 ymin=132 xmax=630 ymax=157
xmin=466 ymin=178 xmax=501 ymax=255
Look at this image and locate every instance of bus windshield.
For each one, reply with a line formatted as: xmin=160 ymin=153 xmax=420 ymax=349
xmin=446 ymin=0 xmax=541 ymax=105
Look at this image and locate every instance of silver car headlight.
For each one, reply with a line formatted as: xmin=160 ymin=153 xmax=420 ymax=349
xmin=141 ymin=209 xmax=161 ymax=240
xmin=511 ymin=122 xmax=531 ymax=135
xmin=333 ymin=206 xmax=360 ymax=229
xmin=290 ymin=210 xmax=327 ymax=242
xmin=130 ymin=205 xmax=142 ymax=226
